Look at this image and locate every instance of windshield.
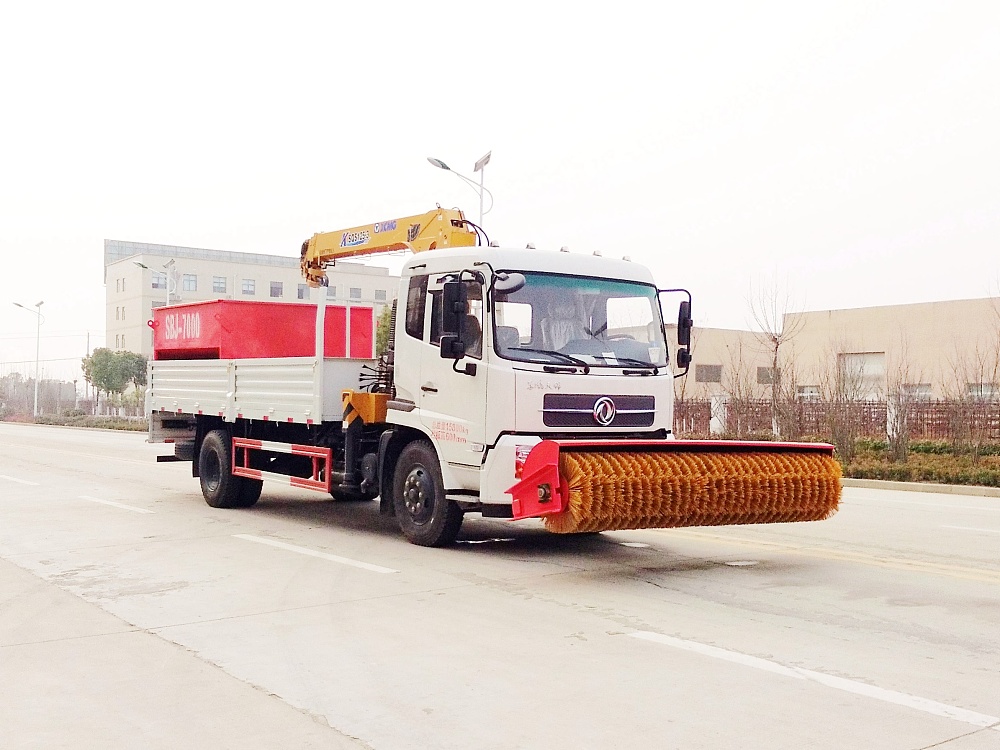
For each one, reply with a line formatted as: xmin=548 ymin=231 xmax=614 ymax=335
xmin=492 ymin=271 xmax=667 ymax=367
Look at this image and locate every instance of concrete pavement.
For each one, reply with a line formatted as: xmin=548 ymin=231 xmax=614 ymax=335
xmin=0 ymin=557 xmax=369 ymax=750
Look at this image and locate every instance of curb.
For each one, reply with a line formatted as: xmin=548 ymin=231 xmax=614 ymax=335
xmin=841 ymin=477 xmax=1000 ymax=499
xmin=0 ymin=420 xmax=147 ymax=434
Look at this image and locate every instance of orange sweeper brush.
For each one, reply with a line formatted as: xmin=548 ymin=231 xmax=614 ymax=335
xmin=508 ymin=440 xmax=841 ymax=534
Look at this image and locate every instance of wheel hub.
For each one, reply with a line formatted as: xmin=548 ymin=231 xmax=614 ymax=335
xmin=403 ymin=467 xmax=434 ymax=524
xmin=204 ymin=451 xmax=221 ymax=491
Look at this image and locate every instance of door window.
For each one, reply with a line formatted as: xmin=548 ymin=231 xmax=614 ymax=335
xmin=405 ymin=275 xmax=428 ymax=340
xmin=429 ymin=280 xmax=483 ymax=358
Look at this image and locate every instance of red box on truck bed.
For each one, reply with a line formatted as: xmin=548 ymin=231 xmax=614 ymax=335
xmin=149 ymin=300 xmax=374 ymax=360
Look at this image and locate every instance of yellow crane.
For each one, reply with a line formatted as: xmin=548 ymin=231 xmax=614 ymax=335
xmin=300 ymin=207 xmax=478 ymax=287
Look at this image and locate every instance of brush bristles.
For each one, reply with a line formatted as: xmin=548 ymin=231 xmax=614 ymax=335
xmin=544 ymin=450 xmax=842 ymax=534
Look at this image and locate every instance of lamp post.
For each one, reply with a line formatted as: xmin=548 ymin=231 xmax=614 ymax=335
xmin=427 ymin=152 xmax=493 ymax=227
xmin=164 ymin=259 xmax=176 ymax=304
xmin=134 ymin=259 xmax=176 ymax=304
xmin=13 ymin=300 xmax=44 ymax=417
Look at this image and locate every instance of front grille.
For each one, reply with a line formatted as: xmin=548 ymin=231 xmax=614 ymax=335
xmin=542 ymin=394 xmax=655 ymax=428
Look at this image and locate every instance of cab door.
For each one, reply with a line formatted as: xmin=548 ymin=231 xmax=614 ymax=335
xmin=417 ymin=273 xmax=488 ymax=479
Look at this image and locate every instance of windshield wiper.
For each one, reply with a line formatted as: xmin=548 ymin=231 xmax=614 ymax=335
xmin=509 ymin=347 xmax=591 ymax=373
xmin=610 ymin=357 xmax=659 ymax=374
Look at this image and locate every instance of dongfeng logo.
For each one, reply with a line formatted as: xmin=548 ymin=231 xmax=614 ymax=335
xmin=592 ymin=396 xmax=616 ymax=426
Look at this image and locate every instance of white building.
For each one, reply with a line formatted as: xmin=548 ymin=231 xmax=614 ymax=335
xmin=104 ymin=240 xmax=398 ymax=358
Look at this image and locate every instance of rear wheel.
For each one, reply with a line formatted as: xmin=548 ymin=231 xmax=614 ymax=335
xmin=199 ymin=430 xmax=258 ymax=509
xmin=236 ymin=477 xmax=263 ymax=508
xmin=392 ymin=441 xmax=463 ymax=547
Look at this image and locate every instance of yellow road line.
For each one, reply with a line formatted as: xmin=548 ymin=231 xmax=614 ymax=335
xmin=659 ymin=529 xmax=1000 ymax=584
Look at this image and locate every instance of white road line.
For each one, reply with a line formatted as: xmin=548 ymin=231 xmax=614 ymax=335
xmin=233 ymin=534 xmax=398 ymax=574
xmin=629 ymin=631 xmax=1000 ymax=730
xmin=943 ymin=525 xmax=1000 ymax=535
xmin=78 ymin=495 xmax=155 ymax=514
xmin=0 ymin=474 xmax=40 ymax=486
xmin=861 ymin=497 xmax=1000 ymax=512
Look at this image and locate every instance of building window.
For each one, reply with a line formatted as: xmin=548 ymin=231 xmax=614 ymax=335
xmin=297 ymin=284 xmax=309 ymax=300
xmin=967 ymin=383 xmax=998 ymax=400
xmin=757 ymin=367 xmax=779 ymax=385
xmin=695 ymin=364 xmax=722 ymax=383
xmin=122 ymin=279 xmax=125 ymax=292
xmin=121 ymin=306 xmax=125 ymax=322
xmin=902 ymin=383 xmax=932 ymax=400
xmin=374 ymin=289 xmax=387 ymax=302
xmin=115 ymin=307 xmax=120 ymax=321
xmin=213 ymin=277 xmax=227 ymax=293
xmin=837 ymin=352 xmax=886 ymax=399
xmin=797 ymin=385 xmax=821 ymax=401
xmin=152 ymin=272 xmax=166 ymax=290
xmin=116 ymin=279 xmax=120 ymax=293
xmin=242 ymin=279 xmax=255 ymax=295
xmin=182 ymin=274 xmax=197 ymax=292
xmin=270 ymin=281 xmax=283 ymax=298
xmin=350 ymin=287 xmax=362 ymax=300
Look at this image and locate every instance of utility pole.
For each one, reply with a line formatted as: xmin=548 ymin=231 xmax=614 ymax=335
xmin=13 ymin=301 xmax=43 ymax=417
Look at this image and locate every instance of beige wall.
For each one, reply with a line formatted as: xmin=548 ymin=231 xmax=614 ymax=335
xmin=671 ymin=297 xmax=1000 ymax=401
xmin=671 ymin=326 xmax=776 ymax=400
xmin=786 ymin=298 xmax=1000 ymax=400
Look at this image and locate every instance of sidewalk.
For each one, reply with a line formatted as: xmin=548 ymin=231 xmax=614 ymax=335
xmin=0 ymin=558 xmax=369 ymax=750
xmin=841 ymin=477 xmax=1000 ymax=498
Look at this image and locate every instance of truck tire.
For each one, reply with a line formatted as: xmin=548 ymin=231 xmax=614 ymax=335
xmin=237 ymin=478 xmax=263 ymax=508
xmin=392 ymin=441 xmax=463 ymax=547
xmin=199 ymin=429 xmax=255 ymax=509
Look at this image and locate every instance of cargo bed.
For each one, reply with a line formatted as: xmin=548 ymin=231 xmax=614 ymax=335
xmin=146 ymin=356 xmax=373 ymax=425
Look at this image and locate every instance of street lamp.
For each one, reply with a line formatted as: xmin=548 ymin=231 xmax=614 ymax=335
xmin=134 ymin=259 xmax=177 ymax=304
xmin=427 ymin=151 xmax=494 ymax=227
xmin=163 ymin=259 xmax=176 ymax=304
xmin=13 ymin=300 xmax=44 ymax=417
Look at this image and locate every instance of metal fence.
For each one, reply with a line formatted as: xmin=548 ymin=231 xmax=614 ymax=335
xmin=674 ymin=399 xmax=1000 ymax=441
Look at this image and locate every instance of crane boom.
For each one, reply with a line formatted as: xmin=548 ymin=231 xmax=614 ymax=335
xmin=300 ymin=207 xmax=478 ymax=287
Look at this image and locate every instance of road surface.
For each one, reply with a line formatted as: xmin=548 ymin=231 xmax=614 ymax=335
xmin=1 ymin=422 xmax=998 ymax=749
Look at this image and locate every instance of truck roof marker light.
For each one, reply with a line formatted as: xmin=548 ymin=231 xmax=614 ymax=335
xmin=526 ymin=243 xmax=535 ymax=249
xmin=560 ymin=246 xmax=570 ymax=252
xmin=593 ymin=250 xmax=602 ymax=256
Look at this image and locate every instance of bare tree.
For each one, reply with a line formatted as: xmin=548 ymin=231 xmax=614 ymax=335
xmin=722 ymin=338 xmax=760 ymax=438
xmin=943 ymin=339 xmax=1000 ymax=465
xmin=748 ymin=279 xmax=805 ymax=439
xmin=817 ymin=340 xmax=872 ymax=463
xmin=886 ymin=339 xmax=923 ymax=463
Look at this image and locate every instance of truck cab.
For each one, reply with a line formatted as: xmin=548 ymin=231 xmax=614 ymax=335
xmin=385 ymin=247 xmax=677 ymax=515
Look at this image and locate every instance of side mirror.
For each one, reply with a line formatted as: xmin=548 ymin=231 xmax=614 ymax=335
xmin=439 ymin=334 xmax=466 ymax=359
xmin=676 ymin=347 xmax=691 ymax=370
xmin=493 ymin=272 xmax=526 ymax=295
xmin=677 ymin=300 xmax=692 ymax=347
xmin=441 ymin=280 xmax=466 ymax=337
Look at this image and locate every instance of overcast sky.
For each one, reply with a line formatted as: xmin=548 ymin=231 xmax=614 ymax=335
xmin=2 ymin=1 xmax=998 ymax=382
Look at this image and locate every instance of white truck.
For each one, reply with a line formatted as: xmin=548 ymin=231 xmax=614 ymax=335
xmin=147 ymin=208 xmax=840 ymax=546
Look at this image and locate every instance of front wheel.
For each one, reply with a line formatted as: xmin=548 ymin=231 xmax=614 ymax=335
xmin=392 ymin=441 xmax=463 ymax=547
